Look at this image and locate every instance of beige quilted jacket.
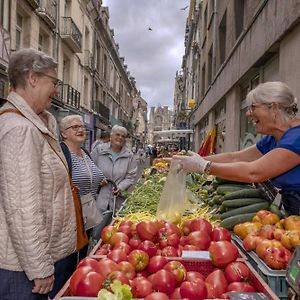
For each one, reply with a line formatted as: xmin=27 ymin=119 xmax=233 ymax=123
xmin=0 ymin=92 xmax=76 ymax=281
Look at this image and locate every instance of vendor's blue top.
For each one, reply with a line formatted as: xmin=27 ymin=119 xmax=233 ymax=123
xmin=256 ymin=125 xmax=300 ymax=191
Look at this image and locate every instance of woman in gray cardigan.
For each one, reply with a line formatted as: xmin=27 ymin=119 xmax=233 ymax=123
xmin=91 ymin=125 xmax=137 ymax=238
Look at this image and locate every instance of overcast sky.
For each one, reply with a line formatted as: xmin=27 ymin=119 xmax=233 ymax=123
xmin=102 ymin=0 xmax=189 ymax=109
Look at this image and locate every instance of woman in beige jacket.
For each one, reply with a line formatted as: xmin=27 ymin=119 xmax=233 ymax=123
xmin=0 ymin=49 xmax=77 ymax=300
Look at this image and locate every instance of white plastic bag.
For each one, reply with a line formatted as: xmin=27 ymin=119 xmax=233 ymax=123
xmin=156 ymin=161 xmax=186 ymax=223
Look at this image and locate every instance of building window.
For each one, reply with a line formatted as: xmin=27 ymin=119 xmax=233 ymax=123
xmin=201 ymin=63 xmax=206 ymax=97
xmin=234 ymin=0 xmax=244 ymax=39
xmin=103 ymin=54 xmax=107 ymax=80
xmin=207 ymin=46 xmax=213 ymax=85
xmin=38 ymin=33 xmax=43 ymax=51
xmin=219 ymin=11 xmax=227 ymax=65
xmin=83 ymin=76 xmax=88 ymax=106
xmin=16 ymin=13 xmax=23 ymax=50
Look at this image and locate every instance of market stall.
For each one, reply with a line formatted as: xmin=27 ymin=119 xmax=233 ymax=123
xmin=54 ymin=163 xmax=299 ymax=299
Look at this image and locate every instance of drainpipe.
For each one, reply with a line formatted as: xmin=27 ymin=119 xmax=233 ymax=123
xmin=212 ymin=0 xmax=217 ymax=77
xmin=54 ymin=0 xmax=60 ymax=64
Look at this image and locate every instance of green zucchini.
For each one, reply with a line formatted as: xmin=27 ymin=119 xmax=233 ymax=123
xmin=223 ymin=188 xmax=263 ymax=200
xmin=222 ymin=198 xmax=267 ymax=208
xmin=269 ymin=204 xmax=284 ymax=218
xmin=219 ymin=202 xmax=270 ymax=220
xmin=216 ymin=184 xmax=253 ymax=195
xmin=220 ymin=213 xmax=256 ymax=229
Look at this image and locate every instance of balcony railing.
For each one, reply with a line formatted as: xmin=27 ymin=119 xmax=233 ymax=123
xmin=83 ymin=49 xmax=93 ymax=69
xmin=62 ymin=84 xmax=80 ymax=108
xmin=60 ymin=17 xmax=82 ymax=53
xmin=36 ymin=0 xmax=57 ymax=28
xmin=0 ymin=27 xmax=10 ymax=69
xmin=26 ymin=0 xmax=39 ymax=9
xmin=93 ymin=100 xmax=110 ymax=121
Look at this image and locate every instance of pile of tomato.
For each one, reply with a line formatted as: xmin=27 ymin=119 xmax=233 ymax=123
xmin=234 ymin=211 xmax=300 ymax=269
xmin=68 ymin=218 xmax=261 ymax=299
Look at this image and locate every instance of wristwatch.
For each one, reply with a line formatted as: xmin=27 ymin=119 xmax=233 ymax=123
xmin=204 ymin=161 xmax=212 ymax=174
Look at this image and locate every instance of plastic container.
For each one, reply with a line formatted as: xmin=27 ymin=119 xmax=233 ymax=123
xmin=231 ymin=234 xmax=288 ymax=300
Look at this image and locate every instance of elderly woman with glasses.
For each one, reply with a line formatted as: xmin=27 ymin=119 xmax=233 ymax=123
xmin=172 ymin=81 xmax=300 ymax=216
xmin=91 ymin=125 xmax=137 ymax=237
xmin=0 ymin=48 xmax=76 ymax=300
xmin=59 ymin=115 xmax=105 ymax=258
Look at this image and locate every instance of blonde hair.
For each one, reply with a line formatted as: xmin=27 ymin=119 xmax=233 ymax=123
xmin=246 ymin=81 xmax=298 ymax=117
xmin=60 ymin=115 xmax=83 ymax=131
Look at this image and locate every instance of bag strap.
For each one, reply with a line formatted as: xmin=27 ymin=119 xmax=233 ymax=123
xmin=60 ymin=142 xmax=73 ymax=177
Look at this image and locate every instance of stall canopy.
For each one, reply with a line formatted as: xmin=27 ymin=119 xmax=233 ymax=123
xmin=153 ymin=129 xmax=193 ymax=143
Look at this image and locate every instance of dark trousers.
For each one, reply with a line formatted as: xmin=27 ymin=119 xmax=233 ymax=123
xmin=281 ymin=190 xmax=300 ymax=216
xmin=48 ymin=252 xmax=77 ymax=299
xmin=0 ymin=268 xmax=48 ymax=300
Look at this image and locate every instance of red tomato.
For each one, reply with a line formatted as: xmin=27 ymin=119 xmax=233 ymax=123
xmin=209 ymin=241 xmax=239 ymax=268
xmin=227 ymin=282 xmax=256 ymax=292
xmin=263 ymin=246 xmax=292 ymax=269
xmin=205 ymin=269 xmax=228 ymax=298
xmin=189 ymin=218 xmax=212 ymax=235
xmin=211 ymin=227 xmax=231 ymax=242
xmin=163 ymin=222 xmax=181 ymax=236
xmin=97 ymin=258 xmax=119 ymax=278
xmin=69 ymin=266 xmax=93 ymax=296
xmin=119 ymin=220 xmax=133 ymax=227
xmin=131 ymin=277 xmax=153 ymax=298
xmin=152 ymin=269 xmax=176 ymax=294
xmin=163 ymin=261 xmax=187 ymax=286
xmin=186 ymin=271 xmax=205 ymax=283
xmin=180 ymin=236 xmax=188 ymax=246
xmin=136 ymin=269 xmax=149 ymax=278
xmin=161 ymin=246 xmax=178 ymax=257
xmin=118 ymin=261 xmax=136 ymax=279
xmin=148 ymin=255 xmax=168 ymax=274
xmin=224 ymin=262 xmax=251 ymax=283
xmin=101 ymin=225 xmax=117 ymax=243
xmin=118 ymin=224 xmax=133 ymax=239
xmin=77 ymin=257 xmax=99 ymax=271
xmin=109 ymin=232 xmax=129 ymax=246
xmin=187 ymin=231 xmax=211 ymax=250
xmin=181 ymin=219 xmax=192 ymax=235
xmin=136 ymin=221 xmax=158 ymax=241
xmin=144 ymin=292 xmax=169 ymax=300
xmin=102 ymin=271 xmax=129 ymax=290
xmin=167 ymin=233 xmax=180 ymax=248
xmin=129 ymin=234 xmax=142 ymax=249
xmin=76 ymin=271 xmax=104 ymax=296
xmin=113 ymin=241 xmax=131 ymax=254
xmin=128 ymin=249 xmax=150 ymax=271
xmin=107 ymin=249 xmax=128 ymax=263
xmin=169 ymin=287 xmax=182 ymax=299
xmin=183 ymin=244 xmax=199 ymax=250
xmin=242 ymin=234 xmax=263 ymax=251
xmin=180 ymin=279 xmax=207 ymax=299
xmin=138 ymin=240 xmax=158 ymax=257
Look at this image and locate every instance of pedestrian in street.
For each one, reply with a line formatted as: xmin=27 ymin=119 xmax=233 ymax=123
xmin=172 ymin=81 xmax=300 ymax=216
xmin=0 ymin=48 xmax=77 ymax=300
xmin=59 ymin=115 xmax=105 ymax=260
xmin=91 ymin=129 xmax=111 ymax=151
xmin=91 ymin=125 xmax=137 ymax=240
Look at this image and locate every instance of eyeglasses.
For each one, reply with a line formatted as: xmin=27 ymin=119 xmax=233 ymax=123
xmin=38 ymin=72 xmax=61 ymax=87
xmin=114 ymin=133 xmax=127 ymax=138
xmin=247 ymin=103 xmax=273 ymax=114
xmin=65 ymin=125 xmax=86 ymax=131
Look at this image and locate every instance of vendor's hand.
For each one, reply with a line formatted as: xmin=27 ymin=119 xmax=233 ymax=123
xmin=32 ymin=275 xmax=54 ymax=294
xmin=100 ymin=179 xmax=108 ymax=186
xmin=172 ymin=151 xmax=210 ymax=173
xmin=112 ymin=187 xmax=121 ymax=196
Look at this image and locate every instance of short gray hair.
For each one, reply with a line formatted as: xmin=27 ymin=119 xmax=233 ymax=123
xmin=8 ymin=48 xmax=58 ymax=89
xmin=111 ymin=125 xmax=127 ymax=136
xmin=246 ymin=81 xmax=298 ymax=117
xmin=60 ymin=115 xmax=83 ymax=131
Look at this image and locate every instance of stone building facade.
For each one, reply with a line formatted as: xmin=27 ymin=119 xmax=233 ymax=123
xmin=147 ymin=105 xmax=174 ymax=144
xmin=178 ymin=0 xmax=300 ymax=153
xmin=0 ymin=0 xmax=148 ymax=149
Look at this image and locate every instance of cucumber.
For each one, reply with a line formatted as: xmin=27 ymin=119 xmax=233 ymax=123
xmin=220 ymin=213 xmax=256 ymax=229
xmin=216 ymin=184 xmax=253 ymax=195
xmin=219 ymin=202 xmax=270 ymax=220
xmin=222 ymin=198 xmax=267 ymax=208
xmin=223 ymin=188 xmax=263 ymax=200
xmin=269 ymin=204 xmax=284 ymax=218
